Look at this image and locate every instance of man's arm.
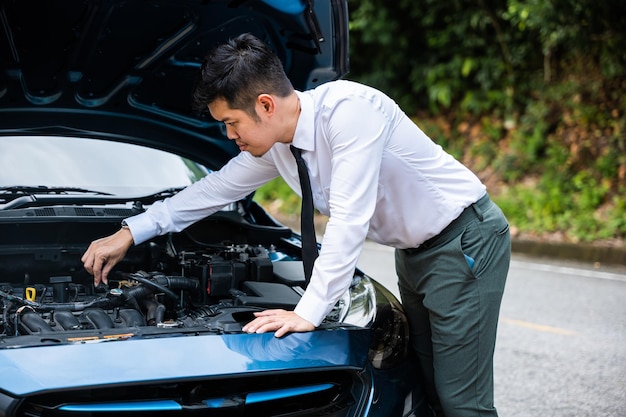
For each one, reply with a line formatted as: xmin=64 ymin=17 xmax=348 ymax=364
xmin=245 ymin=92 xmax=388 ymax=336
xmin=81 ymin=152 xmax=280 ymax=285
xmin=293 ymin=94 xmax=388 ymax=327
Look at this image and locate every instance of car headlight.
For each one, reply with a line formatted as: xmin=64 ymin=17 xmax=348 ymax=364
xmin=337 ymin=275 xmax=410 ymax=370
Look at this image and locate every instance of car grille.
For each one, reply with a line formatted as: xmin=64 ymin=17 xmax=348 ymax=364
xmin=15 ymin=370 xmax=370 ymax=416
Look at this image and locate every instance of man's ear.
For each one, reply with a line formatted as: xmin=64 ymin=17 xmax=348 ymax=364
xmin=257 ymin=94 xmax=276 ymax=116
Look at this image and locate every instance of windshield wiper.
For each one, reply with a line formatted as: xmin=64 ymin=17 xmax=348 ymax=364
xmin=141 ymin=187 xmax=185 ymax=200
xmin=0 ymin=185 xmax=113 ymax=196
xmin=0 ymin=187 xmax=185 ymax=210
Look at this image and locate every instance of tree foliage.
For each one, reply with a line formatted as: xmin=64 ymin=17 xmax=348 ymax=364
xmin=347 ymin=0 xmax=625 ymax=113
xmin=345 ymin=0 xmax=626 ymax=242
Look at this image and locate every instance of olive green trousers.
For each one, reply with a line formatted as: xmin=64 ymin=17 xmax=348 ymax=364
xmin=395 ymin=194 xmax=511 ymax=417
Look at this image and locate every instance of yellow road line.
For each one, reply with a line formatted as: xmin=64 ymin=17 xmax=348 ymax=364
xmin=500 ymin=318 xmax=577 ymax=336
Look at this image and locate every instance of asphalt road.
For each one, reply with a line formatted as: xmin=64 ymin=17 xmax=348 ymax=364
xmin=357 ymin=242 xmax=626 ymax=417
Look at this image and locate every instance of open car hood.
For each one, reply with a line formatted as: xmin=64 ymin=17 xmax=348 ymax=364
xmin=0 ymin=0 xmax=349 ymax=169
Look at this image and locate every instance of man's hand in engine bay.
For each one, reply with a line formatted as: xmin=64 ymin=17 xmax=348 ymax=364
xmin=81 ymin=227 xmax=134 ymax=286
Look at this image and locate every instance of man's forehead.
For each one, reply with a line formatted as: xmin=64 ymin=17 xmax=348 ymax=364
xmin=208 ymin=98 xmax=238 ymax=121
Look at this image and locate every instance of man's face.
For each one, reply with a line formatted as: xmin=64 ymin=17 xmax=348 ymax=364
xmin=208 ymin=98 xmax=277 ymax=157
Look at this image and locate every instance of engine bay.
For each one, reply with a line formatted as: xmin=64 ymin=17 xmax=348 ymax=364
xmin=0 ymin=206 xmax=333 ymax=347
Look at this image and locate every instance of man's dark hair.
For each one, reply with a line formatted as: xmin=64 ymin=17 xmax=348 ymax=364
xmin=192 ymin=33 xmax=294 ymax=120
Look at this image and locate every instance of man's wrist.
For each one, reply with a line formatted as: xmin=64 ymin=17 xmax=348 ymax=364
xmin=119 ymin=220 xmax=135 ymax=246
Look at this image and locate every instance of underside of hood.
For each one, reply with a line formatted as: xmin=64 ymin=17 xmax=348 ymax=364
xmin=0 ymin=0 xmax=349 ymax=168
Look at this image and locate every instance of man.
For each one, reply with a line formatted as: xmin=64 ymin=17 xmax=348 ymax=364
xmin=82 ymin=33 xmax=511 ymax=417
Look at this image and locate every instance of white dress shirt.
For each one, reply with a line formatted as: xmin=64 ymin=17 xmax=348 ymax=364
xmin=126 ymin=80 xmax=486 ymax=327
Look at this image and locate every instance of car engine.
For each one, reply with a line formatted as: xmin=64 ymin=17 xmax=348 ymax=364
xmin=0 ymin=207 xmax=321 ymax=345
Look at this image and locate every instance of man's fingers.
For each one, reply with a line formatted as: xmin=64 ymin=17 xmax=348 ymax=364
xmin=242 ymin=309 xmax=284 ymax=332
xmin=82 ymin=257 xmax=93 ymax=275
xmin=92 ymin=255 xmax=104 ymax=286
xmin=81 ymin=246 xmax=94 ymax=272
xmin=253 ymin=309 xmax=285 ymax=317
xmin=242 ymin=311 xmax=314 ymax=337
xmin=242 ymin=316 xmax=271 ymax=333
xmin=100 ymin=261 xmax=112 ymax=285
xmin=273 ymin=324 xmax=291 ymax=338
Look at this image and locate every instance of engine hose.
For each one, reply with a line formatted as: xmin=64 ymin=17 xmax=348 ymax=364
xmin=121 ymin=285 xmax=152 ymax=311
xmin=140 ymin=298 xmax=166 ymax=325
xmin=123 ymin=285 xmax=153 ymax=300
xmin=156 ymin=276 xmax=200 ymax=291
xmin=129 ymin=273 xmax=180 ymax=302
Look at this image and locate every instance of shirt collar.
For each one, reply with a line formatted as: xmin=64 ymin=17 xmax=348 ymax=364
xmin=292 ymin=90 xmax=315 ymax=152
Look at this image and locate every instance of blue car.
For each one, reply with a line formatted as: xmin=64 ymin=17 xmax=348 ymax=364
xmin=0 ymin=1 xmax=429 ymax=416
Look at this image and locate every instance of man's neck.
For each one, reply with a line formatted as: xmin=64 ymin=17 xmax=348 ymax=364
xmin=279 ymin=92 xmax=301 ymax=144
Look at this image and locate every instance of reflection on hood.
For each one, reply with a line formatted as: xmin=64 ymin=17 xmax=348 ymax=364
xmin=222 ymin=330 xmax=368 ymax=370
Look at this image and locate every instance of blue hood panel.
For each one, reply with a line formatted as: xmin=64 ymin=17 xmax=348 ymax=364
xmin=0 ymin=328 xmax=370 ymax=396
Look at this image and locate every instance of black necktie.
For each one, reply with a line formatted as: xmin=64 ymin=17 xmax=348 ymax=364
xmin=290 ymin=145 xmax=319 ymax=283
